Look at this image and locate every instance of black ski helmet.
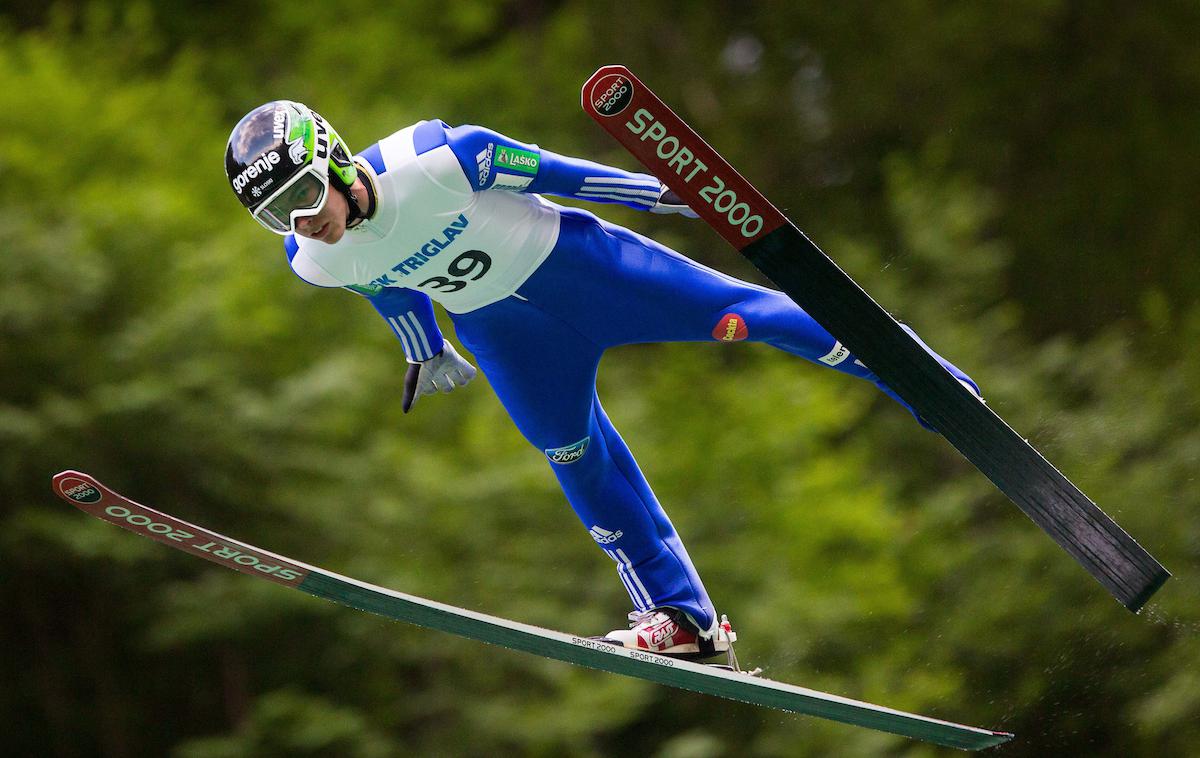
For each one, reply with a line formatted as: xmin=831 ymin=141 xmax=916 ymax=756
xmin=224 ymin=100 xmax=358 ymax=234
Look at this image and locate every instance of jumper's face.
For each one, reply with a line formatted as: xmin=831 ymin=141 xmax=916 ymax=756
xmin=294 ymin=185 xmax=349 ymax=244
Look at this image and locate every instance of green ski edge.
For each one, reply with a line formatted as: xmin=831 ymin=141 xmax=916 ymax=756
xmin=52 ymin=470 xmax=1013 ymax=751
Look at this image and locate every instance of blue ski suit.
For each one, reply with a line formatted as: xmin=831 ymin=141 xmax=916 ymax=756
xmin=284 ymin=120 xmax=978 ymax=634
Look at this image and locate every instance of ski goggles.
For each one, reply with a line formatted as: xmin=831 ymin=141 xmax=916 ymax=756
xmin=252 ymin=114 xmax=333 ymax=235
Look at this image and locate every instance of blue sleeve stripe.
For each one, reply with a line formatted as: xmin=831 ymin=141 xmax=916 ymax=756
xmin=359 ymin=142 xmax=387 ymax=175
xmin=413 ymin=120 xmax=449 ymax=156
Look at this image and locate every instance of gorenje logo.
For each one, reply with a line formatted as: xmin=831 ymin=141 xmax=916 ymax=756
xmin=589 ymin=525 xmax=624 ymax=544
xmin=591 ymin=73 xmax=634 ymax=117
xmin=545 ymin=437 xmax=590 ymax=464
xmin=233 ymin=151 xmax=282 ymax=192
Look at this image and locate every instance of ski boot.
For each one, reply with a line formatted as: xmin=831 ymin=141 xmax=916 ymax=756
xmin=595 ymin=609 xmax=758 ymax=674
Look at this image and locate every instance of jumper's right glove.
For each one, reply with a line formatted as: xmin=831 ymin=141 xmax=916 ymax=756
xmin=402 ymin=341 xmax=478 ymax=413
xmin=649 ymin=183 xmax=699 ymax=218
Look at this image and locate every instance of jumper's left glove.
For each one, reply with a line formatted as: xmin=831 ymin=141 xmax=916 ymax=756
xmin=649 ymin=183 xmax=699 ymax=218
xmin=402 ymin=341 xmax=478 ymax=413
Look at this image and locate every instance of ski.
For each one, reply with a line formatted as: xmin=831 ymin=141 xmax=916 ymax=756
xmin=52 ymin=470 xmax=1013 ymax=751
xmin=581 ymin=65 xmax=1169 ymax=613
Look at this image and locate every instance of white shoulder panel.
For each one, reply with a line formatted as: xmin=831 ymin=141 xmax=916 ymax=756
xmin=416 ymin=144 xmax=474 ymax=195
xmin=290 ymin=248 xmax=344 ymax=288
xmin=377 ymin=125 xmax=419 ymax=164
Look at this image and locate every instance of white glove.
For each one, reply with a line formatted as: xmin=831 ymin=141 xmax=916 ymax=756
xmin=649 ymin=183 xmax=699 ymax=218
xmin=402 ymin=341 xmax=477 ymax=413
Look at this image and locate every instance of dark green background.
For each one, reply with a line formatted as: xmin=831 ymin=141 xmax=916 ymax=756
xmin=2 ymin=2 xmax=1198 ymax=756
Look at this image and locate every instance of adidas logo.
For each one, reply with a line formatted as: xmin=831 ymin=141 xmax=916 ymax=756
xmin=589 ymin=525 xmax=624 ymax=544
xmin=476 ymin=143 xmax=493 ymax=186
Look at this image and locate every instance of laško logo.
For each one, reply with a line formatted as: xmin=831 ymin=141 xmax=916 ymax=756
xmin=712 ymin=313 xmax=748 ymax=341
xmin=495 ymin=146 xmax=539 ymax=175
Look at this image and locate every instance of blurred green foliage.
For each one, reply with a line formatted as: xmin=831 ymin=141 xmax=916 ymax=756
xmin=1 ymin=1 xmax=1198 ymax=756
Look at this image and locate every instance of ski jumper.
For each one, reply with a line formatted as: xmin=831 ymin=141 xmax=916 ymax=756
xmin=284 ymin=120 xmax=977 ymax=634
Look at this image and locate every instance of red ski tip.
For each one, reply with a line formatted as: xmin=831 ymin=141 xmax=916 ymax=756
xmin=53 ymin=470 xmax=106 ymax=506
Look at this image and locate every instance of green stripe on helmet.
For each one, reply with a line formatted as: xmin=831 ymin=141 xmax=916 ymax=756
xmin=323 ymin=119 xmax=358 ymax=188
